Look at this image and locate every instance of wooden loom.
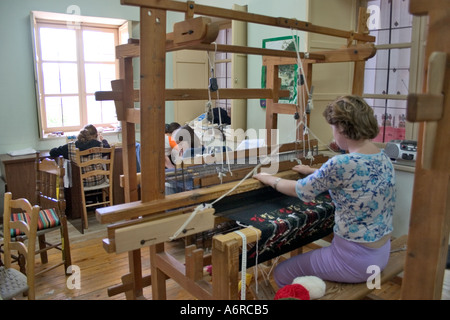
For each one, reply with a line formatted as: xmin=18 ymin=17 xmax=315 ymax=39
xmin=95 ymin=0 xmax=377 ymax=300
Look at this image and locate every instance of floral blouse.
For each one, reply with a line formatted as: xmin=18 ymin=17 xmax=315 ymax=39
xmin=295 ymin=150 xmax=396 ymax=243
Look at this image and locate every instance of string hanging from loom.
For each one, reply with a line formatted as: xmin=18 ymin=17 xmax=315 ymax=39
xmin=290 ymin=29 xmax=315 ymax=164
xmin=206 ymin=41 xmax=232 ymax=181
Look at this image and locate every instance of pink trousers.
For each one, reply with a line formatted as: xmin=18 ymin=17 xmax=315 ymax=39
xmin=273 ymin=234 xmax=391 ymax=287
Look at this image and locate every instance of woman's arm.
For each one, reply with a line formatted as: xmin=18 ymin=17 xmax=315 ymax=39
xmin=101 ymin=139 xmax=110 ymax=148
xmin=292 ymin=164 xmax=317 ymax=175
xmin=253 ymin=173 xmax=298 ymax=197
xmin=49 ymin=144 xmax=69 ymax=159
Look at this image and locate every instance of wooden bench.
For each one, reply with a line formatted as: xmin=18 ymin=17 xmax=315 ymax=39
xmin=320 ymin=234 xmax=407 ymax=300
xmin=249 ymin=234 xmax=407 ymax=300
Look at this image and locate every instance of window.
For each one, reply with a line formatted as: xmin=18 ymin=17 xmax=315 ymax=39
xmin=363 ymin=0 xmax=414 ymax=143
xmin=31 ymin=11 xmax=127 ymax=138
xmin=213 ymin=27 xmax=232 ymax=120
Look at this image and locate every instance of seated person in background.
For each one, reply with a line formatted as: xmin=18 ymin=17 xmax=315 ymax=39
xmin=208 ymin=107 xmax=231 ymax=125
xmin=165 ymin=122 xmax=181 ymax=169
xmin=50 ymin=124 xmax=110 ymax=159
xmin=50 ymin=124 xmax=110 ymax=187
xmin=172 ymin=124 xmax=205 ymax=161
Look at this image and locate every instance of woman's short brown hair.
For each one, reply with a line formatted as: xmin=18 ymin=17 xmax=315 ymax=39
xmin=322 ymin=95 xmax=379 ymax=140
xmin=77 ymin=124 xmax=98 ymax=143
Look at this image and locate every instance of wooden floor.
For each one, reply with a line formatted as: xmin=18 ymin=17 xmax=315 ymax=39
xmin=15 ymin=213 xmax=196 ymax=300
xmin=7 ymin=212 xmax=450 ymax=300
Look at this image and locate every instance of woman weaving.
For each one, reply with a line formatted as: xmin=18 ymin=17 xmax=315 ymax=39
xmin=254 ymin=95 xmax=396 ymax=287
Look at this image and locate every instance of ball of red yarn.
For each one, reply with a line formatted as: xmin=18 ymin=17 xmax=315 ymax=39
xmin=274 ymin=284 xmax=310 ymax=300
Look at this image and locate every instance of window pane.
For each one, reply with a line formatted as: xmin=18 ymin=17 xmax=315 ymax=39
xmin=390 ymin=47 xmax=411 ymax=70
xmin=62 ymin=96 xmax=81 ymax=126
xmin=45 ymin=97 xmax=63 ymax=127
xmin=388 ymin=68 xmax=409 ymax=95
xmin=40 ymin=27 xmax=77 ymax=61
xmin=390 ymin=27 xmax=412 ymax=44
xmin=45 ymin=96 xmax=80 ymax=128
xmin=102 ymin=100 xmax=118 ymax=123
xmin=370 ymin=99 xmax=406 ymax=143
xmin=42 ymin=62 xmax=78 ymax=94
xmin=370 ymin=30 xmax=389 ymax=46
xmin=215 ymin=63 xmax=227 ymax=77
xmin=86 ymin=95 xmax=117 ymax=124
xmin=85 ymin=63 xmax=115 ymax=93
xmin=391 ymin=0 xmax=413 ymax=29
xmin=83 ymin=30 xmax=116 ymax=62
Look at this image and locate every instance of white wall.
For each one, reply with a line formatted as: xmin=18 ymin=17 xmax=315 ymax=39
xmin=392 ymin=168 xmax=414 ymax=238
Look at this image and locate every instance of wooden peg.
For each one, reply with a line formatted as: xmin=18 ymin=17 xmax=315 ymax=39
xmin=185 ymin=245 xmax=204 ymax=281
xmin=185 ymin=0 xmax=195 ymax=19
xmin=173 ymin=17 xmax=219 ymax=45
xmin=406 ymin=93 xmax=444 ymax=122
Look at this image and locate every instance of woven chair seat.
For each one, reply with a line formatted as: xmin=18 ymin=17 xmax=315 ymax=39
xmin=10 ymin=208 xmax=61 ymax=237
xmin=0 ymin=266 xmax=29 ymax=300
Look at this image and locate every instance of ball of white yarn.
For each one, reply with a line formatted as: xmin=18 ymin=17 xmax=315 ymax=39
xmin=292 ymin=276 xmax=326 ymax=299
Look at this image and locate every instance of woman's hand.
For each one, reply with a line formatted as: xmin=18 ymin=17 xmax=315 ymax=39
xmin=254 ymin=172 xmax=298 ymax=197
xmin=253 ymin=172 xmax=273 ymax=186
xmin=292 ymin=164 xmax=316 ymax=175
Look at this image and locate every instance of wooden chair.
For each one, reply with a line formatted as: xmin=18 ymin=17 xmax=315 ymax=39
xmin=74 ymin=146 xmax=115 ymax=231
xmin=35 ymin=153 xmax=72 ymax=274
xmin=0 ymin=192 xmax=38 ymax=300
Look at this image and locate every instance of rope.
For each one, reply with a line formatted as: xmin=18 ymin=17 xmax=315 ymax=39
xmin=236 ymin=221 xmax=260 ymax=296
xmin=168 ymin=203 xmax=213 ymax=241
xmin=291 ymin=29 xmax=315 ymax=160
xmin=234 ymin=230 xmax=247 ymax=300
xmin=206 ymin=42 xmax=232 ymax=180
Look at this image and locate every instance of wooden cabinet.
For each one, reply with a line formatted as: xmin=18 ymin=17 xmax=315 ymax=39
xmin=0 ymin=152 xmax=49 ymax=205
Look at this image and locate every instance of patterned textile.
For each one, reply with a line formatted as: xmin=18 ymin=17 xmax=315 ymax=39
xmin=10 ymin=209 xmax=60 ymax=237
xmin=222 ymin=191 xmax=335 ymax=268
xmin=68 ymin=142 xmax=106 ymax=187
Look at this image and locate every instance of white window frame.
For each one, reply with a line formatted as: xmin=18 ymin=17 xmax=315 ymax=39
xmin=31 ymin=11 xmax=128 ymax=138
xmin=362 ymin=0 xmax=426 ymax=142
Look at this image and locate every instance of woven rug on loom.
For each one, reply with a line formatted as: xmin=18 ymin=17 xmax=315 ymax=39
xmin=219 ymin=191 xmax=335 ymax=267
